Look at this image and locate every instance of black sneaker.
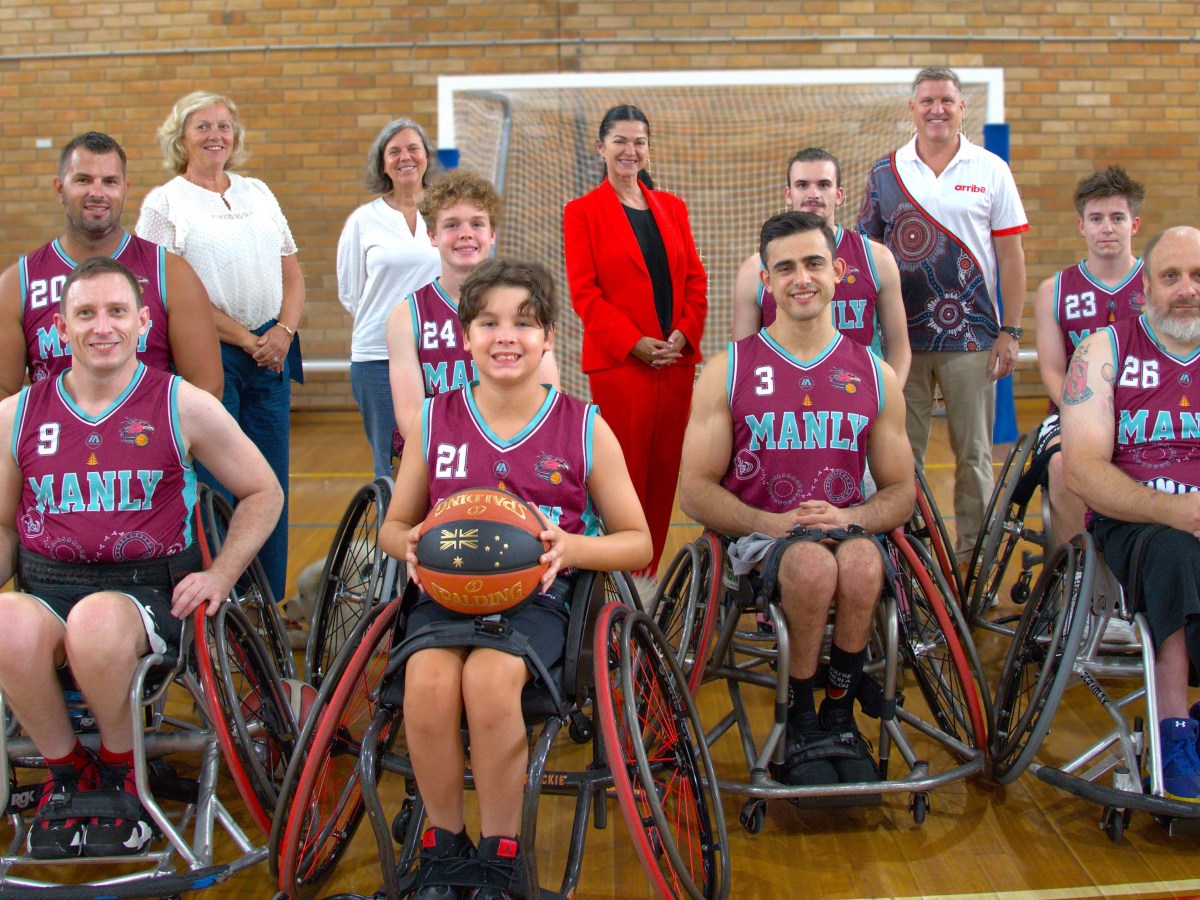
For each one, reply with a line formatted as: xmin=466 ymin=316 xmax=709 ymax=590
xmin=818 ymin=702 xmax=882 ymax=785
xmin=27 ymin=752 xmax=98 ymax=859
xmin=768 ymin=711 xmax=839 ymax=787
xmin=83 ymin=762 xmax=156 ymax=857
xmin=468 ymin=835 xmax=523 ymax=900
xmin=412 ymin=826 xmax=475 ymax=899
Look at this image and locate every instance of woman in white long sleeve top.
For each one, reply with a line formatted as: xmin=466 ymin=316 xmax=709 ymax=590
xmin=337 ymin=118 xmax=441 ymax=477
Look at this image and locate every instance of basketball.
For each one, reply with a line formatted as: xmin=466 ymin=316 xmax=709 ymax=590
xmin=414 ymin=488 xmax=549 ymax=615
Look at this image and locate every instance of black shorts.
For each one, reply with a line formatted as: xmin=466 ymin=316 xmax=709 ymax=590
xmin=16 ymin=546 xmax=202 ymax=657
xmin=404 ymin=574 xmax=574 ymax=679
xmin=1091 ymin=516 xmax=1200 ymax=685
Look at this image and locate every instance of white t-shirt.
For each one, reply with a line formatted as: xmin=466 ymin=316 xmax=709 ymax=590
xmin=336 ymin=198 xmax=441 ymax=361
xmin=136 ymin=173 xmax=297 ymax=330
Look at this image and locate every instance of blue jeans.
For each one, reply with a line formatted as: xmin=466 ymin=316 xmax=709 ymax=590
xmin=351 ymin=359 xmax=396 ymax=479
xmin=197 ymin=324 xmax=295 ymax=603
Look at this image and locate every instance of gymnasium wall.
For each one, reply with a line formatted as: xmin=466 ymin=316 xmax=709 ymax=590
xmin=1 ymin=2 xmax=1195 ymax=409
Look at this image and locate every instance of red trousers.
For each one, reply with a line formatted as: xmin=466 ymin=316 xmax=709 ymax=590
xmin=589 ymin=362 xmax=696 ymax=576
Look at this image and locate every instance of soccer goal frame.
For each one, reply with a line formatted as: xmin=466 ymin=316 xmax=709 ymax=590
xmin=436 ymin=68 xmax=1006 ymax=402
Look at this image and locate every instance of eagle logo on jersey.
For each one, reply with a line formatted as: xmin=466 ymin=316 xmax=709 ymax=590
xmin=829 ymin=368 xmax=861 ymax=395
xmin=119 ymin=418 xmax=155 ymax=447
xmin=841 ymin=264 xmax=860 ymax=287
xmin=733 ymin=448 xmax=761 ymax=481
xmin=1128 ymin=292 xmax=1145 ymax=314
xmin=535 ymin=452 xmax=569 ymax=486
xmin=135 ymin=276 xmax=149 ymax=295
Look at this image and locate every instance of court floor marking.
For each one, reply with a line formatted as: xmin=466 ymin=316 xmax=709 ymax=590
xmin=891 ymin=879 xmax=1200 ymax=900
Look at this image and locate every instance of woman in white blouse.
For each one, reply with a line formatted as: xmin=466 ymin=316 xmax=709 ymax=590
xmin=337 ymin=119 xmax=440 ymax=477
xmin=137 ymin=90 xmax=303 ymax=606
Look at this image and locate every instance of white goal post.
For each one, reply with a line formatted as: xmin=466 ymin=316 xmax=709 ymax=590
xmin=437 ymin=68 xmax=1006 ymax=401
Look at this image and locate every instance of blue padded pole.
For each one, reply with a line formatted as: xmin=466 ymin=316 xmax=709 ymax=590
xmin=984 ymin=121 xmax=1019 ymax=445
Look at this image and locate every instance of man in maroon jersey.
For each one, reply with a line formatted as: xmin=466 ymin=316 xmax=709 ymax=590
xmin=0 ymin=256 xmax=279 ymax=857
xmin=1062 ymin=225 xmax=1200 ymax=802
xmin=681 ymin=211 xmax=914 ymax=789
xmin=0 ymin=132 xmax=222 ymax=399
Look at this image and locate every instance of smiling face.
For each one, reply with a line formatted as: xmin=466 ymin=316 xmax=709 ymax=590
xmin=54 ymin=272 xmax=149 ymax=374
xmin=55 ymin=148 xmax=128 ymax=242
xmin=430 ymin=201 xmax=495 ymax=275
xmin=597 ymin=120 xmax=649 ymax=182
xmin=909 ymin=78 xmax=965 ymax=147
xmin=1078 ymin=196 xmax=1139 ymax=263
xmin=784 ymin=159 xmax=844 ymax=227
xmin=182 ymin=102 xmax=235 ymax=171
xmin=463 ymin=285 xmax=552 ymax=383
xmin=760 ymin=227 xmax=845 ymax=325
xmin=384 ymin=127 xmax=428 ymax=192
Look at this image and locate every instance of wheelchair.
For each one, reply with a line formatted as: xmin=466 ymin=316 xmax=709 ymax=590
xmin=270 ymin=571 xmax=730 ymax=900
xmin=304 ymin=476 xmax=399 ymax=688
xmin=652 ymin=527 xmax=986 ymax=834
xmin=962 ymin=426 xmax=1052 ymax=637
xmin=989 ymin=531 xmax=1200 ymax=841
xmin=198 ymin=483 xmax=294 ymax=680
xmin=0 ymin=500 xmax=297 ymax=896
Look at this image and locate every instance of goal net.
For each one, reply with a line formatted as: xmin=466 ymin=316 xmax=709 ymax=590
xmin=439 ymin=70 xmax=1001 ymax=401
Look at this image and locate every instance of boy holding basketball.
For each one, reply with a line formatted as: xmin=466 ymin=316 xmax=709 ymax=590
xmin=380 ymin=259 xmax=651 ymax=898
xmin=384 ymin=172 xmax=559 ymax=463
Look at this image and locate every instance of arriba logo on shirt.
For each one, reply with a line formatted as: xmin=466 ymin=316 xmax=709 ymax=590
xmin=954 ymin=184 xmax=987 ymax=193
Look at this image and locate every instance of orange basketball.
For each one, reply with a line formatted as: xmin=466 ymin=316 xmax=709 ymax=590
xmin=414 ymin=488 xmax=550 ymax=615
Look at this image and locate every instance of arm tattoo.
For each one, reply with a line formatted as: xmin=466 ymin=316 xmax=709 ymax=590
xmin=1102 ymin=362 xmax=1115 ymax=384
xmin=1062 ymin=357 xmax=1093 ymax=405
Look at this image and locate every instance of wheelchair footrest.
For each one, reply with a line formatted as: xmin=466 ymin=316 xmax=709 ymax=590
xmin=786 ymin=792 xmax=882 ymax=809
xmin=1036 ymin=765 xmax=1200 ymax=819
xmin=0 ymin=862 xmax=231 ymax=898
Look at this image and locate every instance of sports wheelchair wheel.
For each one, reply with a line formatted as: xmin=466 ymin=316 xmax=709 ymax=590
xmin=194 ymin=601 xmax=299 ymax=836
xmin=198 ymin=483 xmax=294 ymax=678
xmin=278 ymin=596 xmax=403 ymax=899
xmin=651 ymin=532 xmax=723 ymax=694
xmin=909 ymin=469 xmax=963 ymax=608
xmin=989 ymin=534 xmax=1092 ymax=784
xmin=888 ymin=532 xmax=987 ymax=756
xmin=963 ymin=429 xmax=1043 ymax=629
xmin=594 ymin=602 xmax=730 ymax=900
xmin=305 ymin=477 xmax=397 ymax=687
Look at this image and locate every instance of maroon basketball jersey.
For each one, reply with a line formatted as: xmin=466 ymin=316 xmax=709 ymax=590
xmin=1054 ymin=259 xmax=1144 ymax=360
xmin=19 ymin=233 xmax=172 ymax=384
xmin=719 ymin=330 xmax=882 ymax=511
xmin=409 ymin=279 xmax=476 ymax=396
xmin=422 ymin=385 xmax=601 ymax=537
xmin=759 ymin=227 xmax=882 ymax=348
xmin=13 ymin=363 xmax=196 ymax=563
xmin=1107 ymin=315 xmax=1200 ymax=493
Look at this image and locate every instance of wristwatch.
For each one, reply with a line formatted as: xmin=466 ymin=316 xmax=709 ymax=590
xmin=1000 ymin=325 xmax=1023 ymax=340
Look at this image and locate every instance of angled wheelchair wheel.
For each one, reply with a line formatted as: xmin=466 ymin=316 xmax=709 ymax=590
xmin=305 ymin=477 xmax=396 ymax=687
xmin=989 ymin=534 xmax=1092 ymax=784
xmin=651 ymin=533 xmax=722 ymax=694
xmin=199 ymin=483 xmax=294 ymax=678
xmin=594 ymin=603 xmax=730 ymax=900
xmin=888 ymin=532 xmax=987 ymax=756
xmin=194 ymin=602 xmax=298 ymax=836
xmin=279 ymin=597 xmax=403 ymax=899
xmin=964 ymin=429 xmax=1041 ymax=628
xmin=909 ymin=469 xmax=963 ymax=608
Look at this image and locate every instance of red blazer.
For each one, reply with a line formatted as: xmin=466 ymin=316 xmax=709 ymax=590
xmin=563 ymin=179 xmax=708 ymax=373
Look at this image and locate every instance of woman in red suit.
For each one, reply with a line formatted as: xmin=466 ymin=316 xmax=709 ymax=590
xmin=563 ymin=105 xmax=708 ymax=579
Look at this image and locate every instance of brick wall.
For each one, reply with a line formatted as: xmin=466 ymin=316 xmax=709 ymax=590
xmin=1 ymin=2 xmax=1197 ymax=408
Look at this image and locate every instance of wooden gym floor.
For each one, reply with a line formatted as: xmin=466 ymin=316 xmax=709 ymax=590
xmin=22 ymin=400 xmax=1200 ymax=898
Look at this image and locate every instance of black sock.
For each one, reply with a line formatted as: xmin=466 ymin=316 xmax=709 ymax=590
xmin=787 ymin=676 xmax=816 ymax=723
xmin=825 ymin=644 xmax=867 ymax=712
